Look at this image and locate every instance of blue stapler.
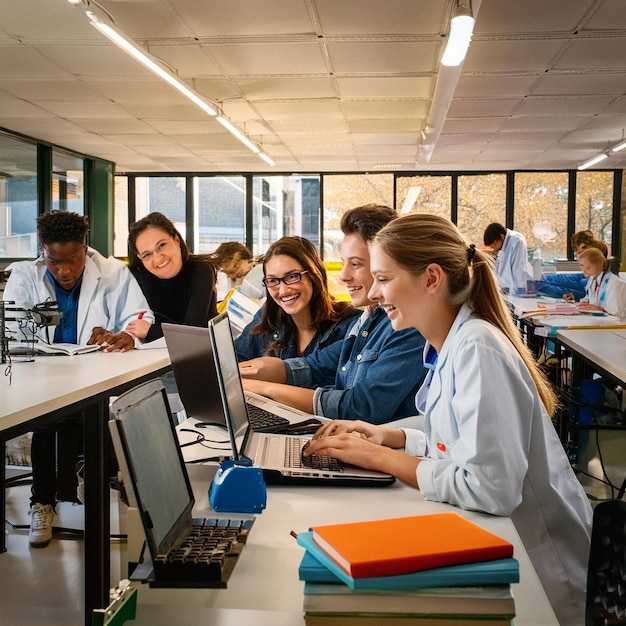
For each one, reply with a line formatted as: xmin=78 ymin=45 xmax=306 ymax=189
xmin=209 ymin=459 xmax=267 ymax=514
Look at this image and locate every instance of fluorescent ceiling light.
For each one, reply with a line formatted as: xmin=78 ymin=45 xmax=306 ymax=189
xmin=86 ymin=13 xmax=217 ymax=117
xmin=216 ymin=116 xmax=260 ymax=154
xmin=611 ymin=140 xmax=626 ymax=153
xmin=441 ymin=2 xmax=475 ymax=67
xmin=578 ymin=153 xmax=608 ymax=171
xmin=77 ymin=3 xmax=274 ymax=166
xmin=258 ymin=152 xmax=276 ymax=167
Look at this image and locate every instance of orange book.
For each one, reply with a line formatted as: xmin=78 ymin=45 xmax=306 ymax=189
xmin=310 ymin=512 xmax=514 ymax=579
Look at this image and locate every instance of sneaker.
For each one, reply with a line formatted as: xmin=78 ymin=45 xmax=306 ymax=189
xmin=29 ymin=503 xmax=55 ymax=547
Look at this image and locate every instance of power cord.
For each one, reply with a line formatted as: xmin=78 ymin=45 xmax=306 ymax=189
xmin=178 ymin=428 xmax=229 ymax=448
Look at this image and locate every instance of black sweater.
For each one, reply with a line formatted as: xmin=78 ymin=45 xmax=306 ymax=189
xmin=131 ymin=257 xmax=218 ymax=342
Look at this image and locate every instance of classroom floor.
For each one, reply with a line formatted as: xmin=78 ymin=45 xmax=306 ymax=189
xmin=1 ymin=477 xmax=125 ymax=626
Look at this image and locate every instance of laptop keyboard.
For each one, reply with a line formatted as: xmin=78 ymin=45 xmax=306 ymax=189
xmin=153 ymin=517 xmax=254 ymax=587
xmin=285 ymin=437 xmax=341 ymax=472
xmin=246 ymin=403 xmax=289 ymax=431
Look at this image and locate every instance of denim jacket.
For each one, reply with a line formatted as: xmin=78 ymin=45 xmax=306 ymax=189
xmin=284 ymin=305 xmax=427 ymax=423
xmin=235 ymin=306 xmax=361 ymax=361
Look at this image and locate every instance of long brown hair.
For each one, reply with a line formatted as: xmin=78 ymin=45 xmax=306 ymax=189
xmin=375 ymin=213 xmax=557 ymax=416
xmin=252 ymin=236 xmax=355 ymax=354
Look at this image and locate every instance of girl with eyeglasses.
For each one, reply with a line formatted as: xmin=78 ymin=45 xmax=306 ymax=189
xmin=126 ymin=212 xmax=218 ymax=342
xmin=235 ymin=236 xmax=360 ymax=361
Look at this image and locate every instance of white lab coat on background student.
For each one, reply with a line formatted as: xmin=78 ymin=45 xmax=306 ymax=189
xmin=4 ymin=247 xmax=153 ymax=346
xmin=494 ymin=228 xmax=533 ymax=294
xmin=403 ymin=304 xmax=592 ymax=626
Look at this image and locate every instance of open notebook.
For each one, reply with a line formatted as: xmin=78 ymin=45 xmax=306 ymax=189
xmin=209 ymin=312 xmax=395 ymax=487
xmin=108 ymin=378 xmax=254 ymax=587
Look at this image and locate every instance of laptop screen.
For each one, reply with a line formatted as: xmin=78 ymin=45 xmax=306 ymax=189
xmin=209 ymin=312 xmax=252 ymax=460
xmin=109 ymin=380 xmax=194 ymax=556
xmin=161 ymin=323 xmax=224 ymax=425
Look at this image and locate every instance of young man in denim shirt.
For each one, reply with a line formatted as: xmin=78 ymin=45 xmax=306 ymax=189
xmin=239 ymin=204 xmax=426 ymax=424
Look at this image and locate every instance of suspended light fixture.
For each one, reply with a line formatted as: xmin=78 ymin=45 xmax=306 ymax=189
xmin=578 ymin=153 xmax=609 ymax=171
xmin=418 ymin=0 xmax=481 ymax=163
xmin=71 ymin=0 xmax=275 ymax=166
xmin=441 ymin=0 xmax=475 ymax=67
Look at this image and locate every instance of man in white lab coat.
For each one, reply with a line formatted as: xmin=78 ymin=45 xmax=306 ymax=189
xmin=483 ymin=222 xmax=533 ymax=294
xmin=3 ymin=210 xmax=154 ymax=547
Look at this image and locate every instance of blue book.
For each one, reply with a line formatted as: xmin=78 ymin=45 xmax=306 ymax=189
xmin=297 ymin=531 xmax=519 ymax=590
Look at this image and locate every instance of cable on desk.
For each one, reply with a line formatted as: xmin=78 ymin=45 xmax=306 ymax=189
xmin=178 ymin=428 xmax=229 ymax=448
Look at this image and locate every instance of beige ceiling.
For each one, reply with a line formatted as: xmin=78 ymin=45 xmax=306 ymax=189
xmin=1 ymin=0 xmax=626 ymax=174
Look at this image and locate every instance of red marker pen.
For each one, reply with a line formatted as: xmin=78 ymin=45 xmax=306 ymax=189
xmin=138 ymin=311 xmax=146 ymax=320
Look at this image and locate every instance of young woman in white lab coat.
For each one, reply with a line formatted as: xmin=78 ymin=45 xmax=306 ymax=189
xmin=304 ymin=213 xmax=592 ymax=626
xmin=577 ymin=245 xmax=626 ymax=318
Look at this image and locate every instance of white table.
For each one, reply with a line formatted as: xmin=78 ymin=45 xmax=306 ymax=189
xmin=556 ymin=328 xmax=626 ymax=384
xmin=130 ymin=424 xmax=559 ymax=625
xmin=0 ymin=347 xmax=171 ymax=626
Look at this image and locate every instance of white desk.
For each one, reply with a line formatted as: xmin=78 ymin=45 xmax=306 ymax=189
xmin=0 ymin=347 xmax=171 ymax=626
xmin=131 ymin=427 xmax=558 ymax=626
xmin=556 ymin=328 xmax=626 ymax=384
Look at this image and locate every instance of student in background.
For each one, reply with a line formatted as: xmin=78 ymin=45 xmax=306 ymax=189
xmin=126 ymin=212 xmax=218 ymax=341
xmin=483 ymin=222 xmax=532 ymax=294
xmin=3 ymin=210 xmax=154 ymax=547
xmin=571 ymin=228 xmax=608 ymax=257
xmin=305 ymin=213 xmax=592 ymax=625
xmin=235 ymin=236 xmax=360 ymax=360
xmin=577 ymin=246 xmax=626 ymax=318
xmin=209 ymin=241 xmax=256 ymax=301
xmin=239 ymin=204 xmax=427 ymax=424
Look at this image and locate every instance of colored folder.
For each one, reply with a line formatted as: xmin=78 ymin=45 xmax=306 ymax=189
xmin=298 ymin=532 xmax=520 ymax=590
xmin=309 ymin=512 xmax=514 ymax=578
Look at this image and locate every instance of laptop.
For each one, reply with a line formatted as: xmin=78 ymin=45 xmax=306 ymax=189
xmin=208 ymin=312 xmax=395 ymax=487
xmin=162 ymin=322 xmax=320 ymax=433
xmin=108 ymin=378 xmax=254 ymax=588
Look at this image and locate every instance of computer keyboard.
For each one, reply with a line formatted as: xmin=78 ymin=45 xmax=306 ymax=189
xmin=246 ymin=403 xmax=289 ymax=431
xmin=152 ymin=517 xmax=254 ymax=588
xmin=287 ymin=438 xmax=342 ymax=472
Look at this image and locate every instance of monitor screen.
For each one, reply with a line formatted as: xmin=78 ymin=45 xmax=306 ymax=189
xmin=110 ymin=380 xmax=193 ymax=555
xmin=209 ymin=313 xmax=251 ymax=459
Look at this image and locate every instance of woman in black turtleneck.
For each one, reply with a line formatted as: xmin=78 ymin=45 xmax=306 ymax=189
xmin=126 ymin=212 xmax=218 ymax=342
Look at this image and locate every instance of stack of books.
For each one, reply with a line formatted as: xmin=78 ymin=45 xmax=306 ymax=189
xmin=296 ymin=512 xmax=519 ymax=625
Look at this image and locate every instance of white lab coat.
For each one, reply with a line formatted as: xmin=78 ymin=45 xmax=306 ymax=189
xmin=583 ymin=270 xmax=626 ymax=319
xmin=495 ymin=228 xmax=533 ymax=294
xmin=3 ymin=248 xmax=154 ymax=346
xmin=404 ymin=304 xmax=592 ymax=626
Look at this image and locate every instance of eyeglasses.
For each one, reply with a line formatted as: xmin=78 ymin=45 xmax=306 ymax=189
xmin=137 ymin=238 xmax=174 ymax=262
xmin=262 ymin=270 xmax=308 ymax=289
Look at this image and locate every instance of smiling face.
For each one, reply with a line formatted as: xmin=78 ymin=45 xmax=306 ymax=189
xmin=135 ymin=226 xmax=184 ymax=279
xmin=368 ymin=242 xmax=423 ymax=331
xmin=41 ymin=241 xmax=87 ymax=291
xmin=263 ymin=253 xmax=314 ymax=320
xmin=338 ymin=233 xmax=376 ymax=308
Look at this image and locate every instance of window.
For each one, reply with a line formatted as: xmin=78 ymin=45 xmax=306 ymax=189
xmin=52 ymin=150 xmax=84 ymax=215
xmin=575 ymin=171 xmax=614 ymax=255
xmin=251 ymin=175 xmax=320 ymax=257
xmin=457 ymin=174 xmax=507 ymax=247
xmin=135 ymin=176 xmax=187 ymax=240
xmin=396 ymin=175 xmax=451 ymax=218
xmin=514 ymin=172 xmax=569 ymax=263
xmin=194 ymin=176 xmax=246 ymax=253
xmin=0 ymin=134 xmax=38 ymax=258
xmin=323 ymin=173 xmax=393 ymax=261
